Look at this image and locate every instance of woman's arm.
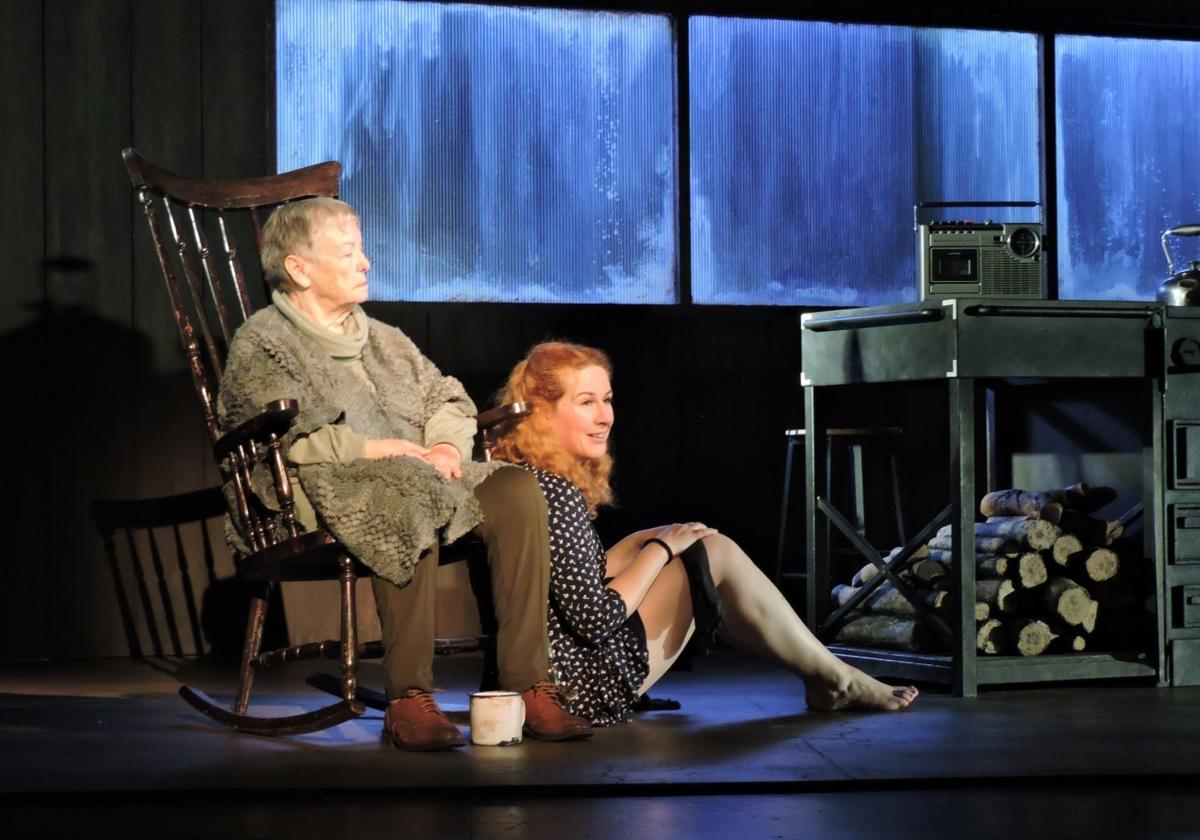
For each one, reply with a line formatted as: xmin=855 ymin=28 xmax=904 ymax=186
xmin=607 ymin=523 xmax=720 ymax=616
xmin=605 ymin=527 xmax=671 ymax=578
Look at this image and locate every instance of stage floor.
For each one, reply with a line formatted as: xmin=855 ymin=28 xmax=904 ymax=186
xmin=3 ymin=653 xmax=1200 ymax=838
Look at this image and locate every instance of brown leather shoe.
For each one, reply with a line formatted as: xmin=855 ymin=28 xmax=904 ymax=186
xmin=383 ymin=689 xmax=465 ymax=751
xmin=520 ymin=681 xmax=593 ymax=741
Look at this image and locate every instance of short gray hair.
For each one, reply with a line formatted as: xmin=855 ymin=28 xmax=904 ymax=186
xmin=260 ymin=197 xmax=359 ymax=292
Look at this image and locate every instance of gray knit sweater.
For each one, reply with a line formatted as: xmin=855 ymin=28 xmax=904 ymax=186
xmin=217 ymin=305 xmax=502 ymax=586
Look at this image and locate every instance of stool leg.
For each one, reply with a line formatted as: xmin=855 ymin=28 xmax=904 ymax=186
xmin=824 ymin=437 xmax=834 ymax=566
xmin=774 ymin=437 xmax=797 ymax=584
xmin=890 ymin=450 xmax=906 ymax=546
xmin=850 ymin=441 xmax=866 ymax=535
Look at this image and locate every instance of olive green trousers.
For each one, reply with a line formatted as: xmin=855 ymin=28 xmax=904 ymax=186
xmin=370 ymin=465 xmax=551 ymax=696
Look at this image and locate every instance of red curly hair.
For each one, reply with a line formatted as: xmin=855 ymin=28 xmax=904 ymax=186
xmin=491 ymin=341 xmax=614 ymax=516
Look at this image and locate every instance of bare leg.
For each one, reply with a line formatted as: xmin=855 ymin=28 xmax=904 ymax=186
xmin=634 ymin=557 xmax=697 ymax=694
xmin=701 ymin=534 xmax=917 ymax=711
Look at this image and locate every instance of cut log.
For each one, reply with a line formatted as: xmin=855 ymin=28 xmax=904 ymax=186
xmin=908 ymin=558 xmax=949 ymax=584
xmin=1082 ymin=599 xmax=1099 ymax=634
xmin=976 ymin=554 xmax=1010 ymax=578
xmin=976 ymin=578 xmax=1019 ymax=613
xmin=1012 ymin=552 xmax=1049 ymax=589
xmin=1010 ymin=618 xmax=1057 ymax=656
xmin=831 ymin=583 xmax=948 ymax=617
xmin=979 ymin=484 xmax=1117 ymax=519
xmin=1075 ymin=547 xmax=1120 ymax=583
xmin=977 ymin=536 xmax=1022 ymax=556
xmin=852 ymin=545 xmax=930 ymax=587
xmin=928 ymin=533 xmax=1020 ymax=556
xmin=976 ymin=618 xmax=1005 ymax=654
xmin=1043 ymin=577 xmax=1094 ymax=626
xmin=926 ymin=547 xmax=952 ymax=565
xmin=1106 ymin=521 xmax=1126 ymax=544
xmin=974 ymin=517 xmax=1058 ymax=550
xmin=979 ymin=489 xmax=1064 ymax=522
xmin=851 ymin=563 xmax=878 ymax=588
xmin=880 ymin=544 xmax=930 ymax=563
xmin=1048 ymin=618 xmax=1089 ymax=652
xmin=926 ymin=548 xmax=1015 ymax=578
xmin=833 ymin=613 xmax=933 ymax=652
xmin=975 ymin=601 xmax=992 ymax=621
xmin=1051 ymin=533 xmax=1083 ymax=567
xmin=1055 ymin=634 xmax=1088 ymax=652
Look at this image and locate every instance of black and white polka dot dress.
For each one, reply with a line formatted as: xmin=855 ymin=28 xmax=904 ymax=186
xmin=531 ymin=468 xmax=650 ymax=726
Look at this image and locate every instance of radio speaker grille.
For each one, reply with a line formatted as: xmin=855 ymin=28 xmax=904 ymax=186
xmin=981 ymin=250 xmax=1041 ymax=295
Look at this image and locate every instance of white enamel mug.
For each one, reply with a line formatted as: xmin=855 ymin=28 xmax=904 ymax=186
xmin=469 ymin=690 xmax=525 ymax=746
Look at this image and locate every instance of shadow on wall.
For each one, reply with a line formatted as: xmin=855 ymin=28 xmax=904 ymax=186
xmin=0 ymin=257 xmax=243 ymax=660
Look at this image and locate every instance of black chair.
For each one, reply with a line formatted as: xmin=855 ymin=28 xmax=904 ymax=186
xmin=122 ymin=148 xmax=525 ymax=735
xmin=92 ymin=487 xmax=230 ymax=660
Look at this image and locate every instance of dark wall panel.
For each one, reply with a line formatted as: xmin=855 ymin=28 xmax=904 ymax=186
xmin=130 ymin=0 xmax=214 ymax=502
xmin=0 ymin=0 xmax=49 ymax=658
xmin=201 ymin=0 xmax=272 ymax=179
xmin=43 ymin=0 xmax=136 ymax=657
xmin=0 ymin=0 xmax=274 ymax=659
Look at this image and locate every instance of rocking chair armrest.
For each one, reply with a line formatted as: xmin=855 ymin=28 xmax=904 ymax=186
xmin=476 ymin=401 xmax=531 ymax=431
xmin=214 ymin=399 xmax=301 ymax=462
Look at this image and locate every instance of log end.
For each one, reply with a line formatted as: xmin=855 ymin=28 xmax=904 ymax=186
xmin=1012 ymin=619 xmax=1057 ymax=656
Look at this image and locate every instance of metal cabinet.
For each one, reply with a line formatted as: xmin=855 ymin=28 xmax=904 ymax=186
xmin=801 ymin=298 xmax=1166 ymax=696
xmin=1161 ymin=309 xmax=1200 ymax=684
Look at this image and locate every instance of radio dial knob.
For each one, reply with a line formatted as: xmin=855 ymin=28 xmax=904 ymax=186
xmin=1007 ymin=227 xmax=1040 ymax=258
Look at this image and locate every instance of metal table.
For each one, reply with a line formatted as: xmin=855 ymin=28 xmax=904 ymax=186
xmin=801 ymin=298 xmax=1168 ymax=696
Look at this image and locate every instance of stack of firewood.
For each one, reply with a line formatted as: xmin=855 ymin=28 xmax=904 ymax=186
xmin=830 ymin=483 xmax=1145 ymax=656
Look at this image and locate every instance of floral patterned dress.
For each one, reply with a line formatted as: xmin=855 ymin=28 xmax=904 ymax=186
xmin=530 ymin=468 xmax=650 ymax=726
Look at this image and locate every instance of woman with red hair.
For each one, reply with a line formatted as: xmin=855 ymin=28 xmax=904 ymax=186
xmin=491 ymin=341 xmax=918 ymax=726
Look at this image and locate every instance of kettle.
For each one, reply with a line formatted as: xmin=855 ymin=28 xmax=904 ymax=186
xmin=1158 ymin=224 xmax=1200 ymax=306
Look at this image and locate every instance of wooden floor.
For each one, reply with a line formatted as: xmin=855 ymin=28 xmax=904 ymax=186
xmin=3 ymin=652 xmax=1200 ymax=838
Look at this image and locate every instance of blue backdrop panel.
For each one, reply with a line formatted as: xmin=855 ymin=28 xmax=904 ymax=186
xmin=277 ymin=0 xmax=677 ymax=303
xmin=1057 ymin=35 xmax=1200 ymax=301
xmin=689 ymin=18 xmax=1040 ymax=306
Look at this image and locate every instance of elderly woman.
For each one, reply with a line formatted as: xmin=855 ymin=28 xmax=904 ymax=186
xmin=218 ymin=198 xmax=590 ymax=750
xmin=490 ymin=341 xmax=919 ymax=726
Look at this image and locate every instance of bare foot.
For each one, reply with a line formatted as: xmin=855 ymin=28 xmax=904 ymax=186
xmin=804 ymin=666 xmax=918 ymax=712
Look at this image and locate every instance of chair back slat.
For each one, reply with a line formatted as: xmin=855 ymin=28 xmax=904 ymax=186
xmin=188 ymin=206 xmax=236 ymax=348
xmin=218 ymin=211 xmax=257 ymax=324
xmin=135 ymin=188 xmax=222 ymax=440
xmin=163 ymin=199 xmax=228 ymax=391
xmin=92 ymin=488 xmax=229 ymax=658
xmin=124 ymin=527 xmax=164 ymax=656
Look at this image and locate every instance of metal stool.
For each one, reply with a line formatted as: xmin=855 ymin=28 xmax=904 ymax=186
xmin=774 ymin=427 xmax=906 ymax=585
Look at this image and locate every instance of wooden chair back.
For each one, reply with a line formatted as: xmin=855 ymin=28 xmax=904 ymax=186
xmin=91 ymin=488 xmax=242 ymax=658
xmin=121 ymin=148 xmax=340 ymax=443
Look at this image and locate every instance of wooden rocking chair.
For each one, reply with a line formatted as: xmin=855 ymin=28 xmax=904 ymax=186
xmin=122 ymin=148 xmax=525 ymax=736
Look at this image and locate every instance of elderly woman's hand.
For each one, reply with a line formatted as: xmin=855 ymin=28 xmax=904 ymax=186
xmin=362 ymin=439 xmax=462 ymax=480
xmin=362 ymin=438 xmax=431 ymax=461
xmin=425 ymin=443 xmax=463 ymax=480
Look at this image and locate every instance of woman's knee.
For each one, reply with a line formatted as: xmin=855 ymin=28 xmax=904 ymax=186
xmin=700 ymin=533 xmax=744 ymax=579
